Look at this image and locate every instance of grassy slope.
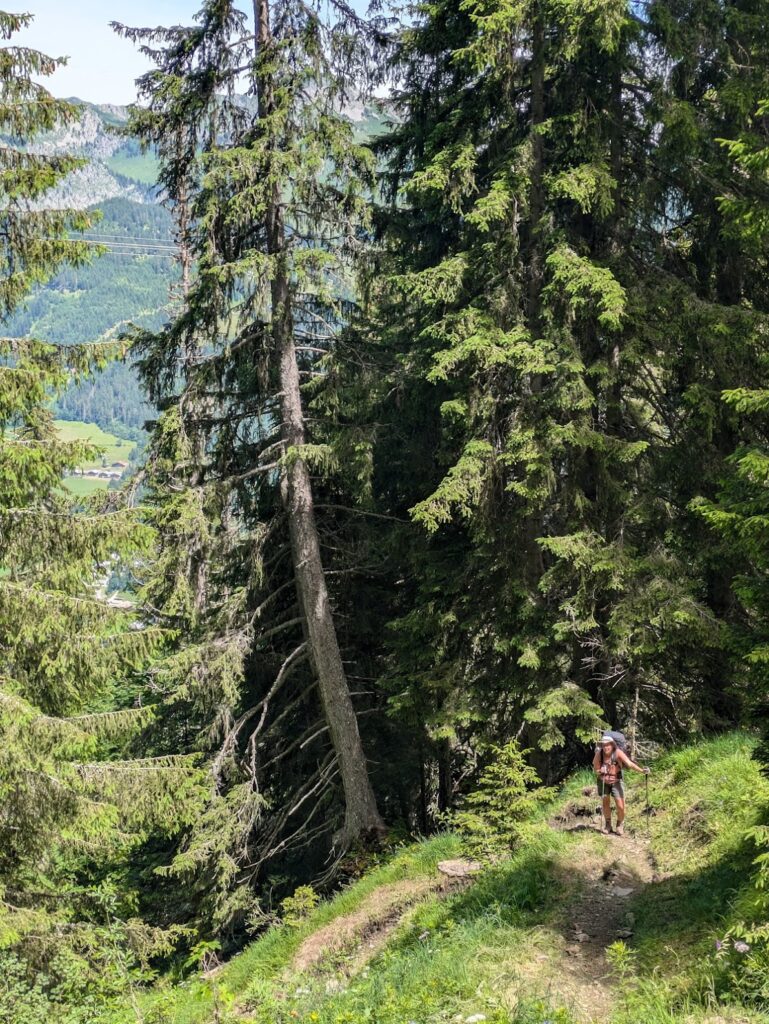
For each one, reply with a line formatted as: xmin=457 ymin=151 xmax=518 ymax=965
xmin=115 ymin=734 xmax=769 ymax=1024
xmin=63 ymin=475 xmax=113 ymax=497
xmin=54 ymin=419 xmax=136 ymax=467
xmin=54 ymin=420 xmax=136 ymax=495
xmin=105 ymin=153 xmax=161 ymax=184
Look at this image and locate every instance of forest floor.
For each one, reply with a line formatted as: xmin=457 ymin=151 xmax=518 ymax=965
xmin=122 ymin=733 xmax=769 ymax=1024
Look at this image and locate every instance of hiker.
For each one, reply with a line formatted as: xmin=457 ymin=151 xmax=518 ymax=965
xmin=593 ymin=734 xmax=650 ymax=836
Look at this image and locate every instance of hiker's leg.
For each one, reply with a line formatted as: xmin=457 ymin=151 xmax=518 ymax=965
xmin=602 ymin=793 xmax=612 ymax=824
xmin=615 ymin=795 xmax=625 ymax=826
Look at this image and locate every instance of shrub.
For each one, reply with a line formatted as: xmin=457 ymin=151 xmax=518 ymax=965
xmin=449 ymin=742 xmax=555 ymax=860
xmin=280 ymin=885 xmax=320 ymax=927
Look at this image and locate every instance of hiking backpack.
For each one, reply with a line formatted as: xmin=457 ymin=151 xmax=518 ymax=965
xmin=603 ymin=730 xmax=628 ymax=754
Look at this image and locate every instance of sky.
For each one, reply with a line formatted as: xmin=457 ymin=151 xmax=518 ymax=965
xmin=16 ymin=2 xmax=373 ymax=106
xmin=16 ymin=1 xmax=214 ymax=105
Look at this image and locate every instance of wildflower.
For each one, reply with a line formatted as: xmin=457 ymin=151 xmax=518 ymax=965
xmin=733 ymin=940 xmax=750 ymax=954
xmin=715 ymin=940 xmax=723 ymax=951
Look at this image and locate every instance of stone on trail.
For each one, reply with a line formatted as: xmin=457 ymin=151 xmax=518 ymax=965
xmin=437 ymin=859 xmax=483 ymax=878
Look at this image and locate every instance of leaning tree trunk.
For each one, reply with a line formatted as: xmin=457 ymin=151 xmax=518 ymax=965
xmin=254 ymin=0 xmax=384 ymax=848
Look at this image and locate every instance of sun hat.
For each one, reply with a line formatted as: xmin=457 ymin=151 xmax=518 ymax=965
xmin=600 ymin=734 xmax=616 ymax=745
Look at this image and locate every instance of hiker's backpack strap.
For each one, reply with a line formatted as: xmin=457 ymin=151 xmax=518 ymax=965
xmin=601 ymin=748 xmax=622 ymax=785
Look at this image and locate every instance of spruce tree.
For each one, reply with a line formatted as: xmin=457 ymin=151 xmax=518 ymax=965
xmin=693 ymin=100 xmax=769 ymax=764
xmin=113 ymin=0 xmax=384 ymax=929
xmin=332 ymin=0 xmax=738 ymax=799
xmin=0 ymin=11 xmax=206 ymax=1000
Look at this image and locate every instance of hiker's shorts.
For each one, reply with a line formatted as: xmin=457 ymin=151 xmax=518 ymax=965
xmin=597 ymin=778 xmax=625 ymax=800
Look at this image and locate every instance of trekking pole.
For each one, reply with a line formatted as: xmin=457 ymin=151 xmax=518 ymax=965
xmin=645 ymin=770 xmax=650 ymax=839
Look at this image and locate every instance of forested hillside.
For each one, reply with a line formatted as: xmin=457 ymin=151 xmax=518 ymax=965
xmin=1 ymin=98 xmax=175 ymax=432
xmin=3 ymin=99 xmax=385 ymax=434
xmin=2 ymin=0 xmax=769 ymax=1022
xmin=6 ymin=197 xmax=176 ymax=432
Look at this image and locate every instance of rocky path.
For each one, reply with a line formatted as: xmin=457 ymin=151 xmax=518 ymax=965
xmin=510 ymin=802 xmax=659 ymax=1022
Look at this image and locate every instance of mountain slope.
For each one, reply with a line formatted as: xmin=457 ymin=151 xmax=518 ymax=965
xmin=111 ymin=733 xmax=769 ymax=1024
xmin=25 ymin=100 xmax=156 ymax=209
xmin=6 ymin=98 xmax=390 ymax=435
xmin=7 ymin=196 xmax=177 ymax=432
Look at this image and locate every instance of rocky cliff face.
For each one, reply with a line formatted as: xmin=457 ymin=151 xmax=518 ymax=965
xmin=25 ymin=101 xmax=155 ymax=209
xmin=33 ymin=105 xmax=126 ymax=159
xmin=26 ymin=98 xmax=388 ymax=210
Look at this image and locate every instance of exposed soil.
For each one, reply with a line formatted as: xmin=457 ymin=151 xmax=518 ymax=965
xmin=290 ymin=856 xmax=486 ymax=978
xmin=511 ymin=799 xmax=660 ymax=1022
xmin=292 ymin=877 xmax=439 ymax=974
xmin=554 ymin=833 xmax=655 ymax=1020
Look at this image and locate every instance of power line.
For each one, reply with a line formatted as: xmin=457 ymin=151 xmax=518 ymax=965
xmin=77 ymin=239 xmax=177 ymax=252
xmin=79 ymin=232 xmax=177 ymax=245
xmin=49 ymin=238 xmax=179 ymax=258
xmin=89 ymin=251 xmax=178 ymax=259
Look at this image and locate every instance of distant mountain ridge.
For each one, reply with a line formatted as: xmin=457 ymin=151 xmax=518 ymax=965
xmin=8 ymin=97 xmax=390 ymax=436
xmin=29 ymin=97 xmax=390 ymax=210
xmin=27 ymin=100 xmax=158 ymax=209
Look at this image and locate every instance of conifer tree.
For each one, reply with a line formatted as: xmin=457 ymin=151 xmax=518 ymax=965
xmin=114 ymin=0 xmax=385 ymax=928
xmin=332 ymin=0 xmax=739 ymax=796
xmin=0 ymin=11 xmax=206 ymax=995
xmin=693 ymin=101 xmax=769 ymax=764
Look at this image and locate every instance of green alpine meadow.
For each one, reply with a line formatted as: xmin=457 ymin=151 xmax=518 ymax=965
xmin=2 ymin=1 xmax=769 ymax=1021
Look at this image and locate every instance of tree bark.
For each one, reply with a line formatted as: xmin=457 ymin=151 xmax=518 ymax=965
xmin=254 ymin=0 xmax=384 ymax=848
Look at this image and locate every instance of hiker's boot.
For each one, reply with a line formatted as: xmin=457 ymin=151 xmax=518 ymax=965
xmin=615 ymin=822 xmax=625 ymax=837
xmin=601 ymin=819 xmax=613 ymax=835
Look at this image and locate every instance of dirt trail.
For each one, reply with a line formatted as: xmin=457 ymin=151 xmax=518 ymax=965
xmin=290 ymin=860 xmax=480 ymax=979
xmin=507 ymin=801 xmax=658 ymax=1023
xmin=286 ymin=806 xmax=658 ymax=1020
xmin=292 ymin=876 xmax=439 ymax=975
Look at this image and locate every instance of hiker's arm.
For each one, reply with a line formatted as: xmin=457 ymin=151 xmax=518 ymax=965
xmin=592 ymin=749 xmax=601 ymax=774
xmin=618 ymin=750 xmax=649 ymax=774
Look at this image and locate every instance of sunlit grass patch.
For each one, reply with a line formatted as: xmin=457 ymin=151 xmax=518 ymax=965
xmin=108 ymin=732 xmax=769 ymax=1024
xmin=54 ymin=419 xmax=136 ymax=468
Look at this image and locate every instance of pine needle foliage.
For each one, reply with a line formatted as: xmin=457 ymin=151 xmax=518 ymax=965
xmin=324 ymin=0 xmax=769 ymax=804
xmin=448 ymin=741 xmax=554 ymax=860
xmin=112 ymin=0 xmax=389 ymax=937
xmin=0 ymin=12 xmax=209 ymax=1008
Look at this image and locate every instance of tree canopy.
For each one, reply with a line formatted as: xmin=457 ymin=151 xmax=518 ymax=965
xmin=4 ymin=0 xmax=769 ymax=1017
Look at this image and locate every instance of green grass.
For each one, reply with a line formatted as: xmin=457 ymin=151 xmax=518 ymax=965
xmin=114 ymin=835 xmax=467 ymax=1024
xmin=103 ymin=733 xmax=769 ymax=1024
xmin=240 ymin=826 xmax=573 ymax=1024
xmin=54 ymin=419 xmax=136 ymax=467
xmin=55 ymin=419 xmax=135 ymax=495
xmin=105 ymin=153 xmax=160 ymax=185
xmin=54 ymin=415 xmax=135 ymax=495
xmin=619 ymin=732 xmax=769 ymax=1018
xmin=62 ymin=475 xmax=112 ymax=496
